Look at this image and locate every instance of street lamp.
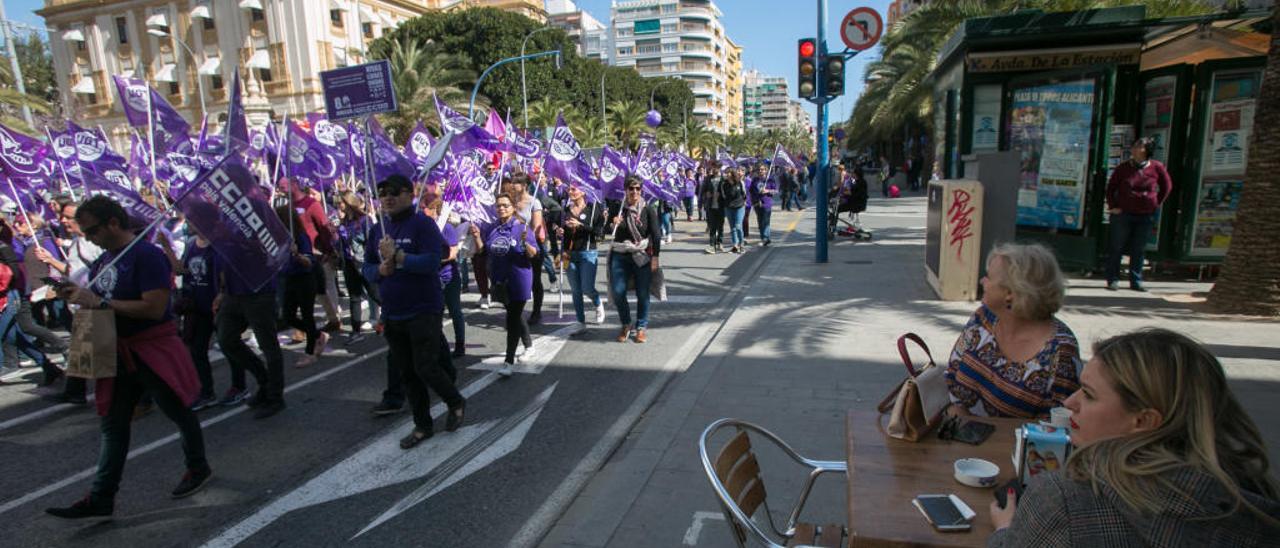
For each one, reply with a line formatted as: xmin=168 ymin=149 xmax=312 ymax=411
xmin=521 ymin=26 xmax=555 ymax=129
xmin=146 ymin=26 xmax=206 ymax=116
xmin=471 ymin=50 xmax=562 ymax=120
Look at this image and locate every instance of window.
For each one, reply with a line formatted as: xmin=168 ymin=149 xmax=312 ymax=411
xmin=115 ymin=17 xmax=128 ymax=44
xmin=203 ymin=17 xmax=215 ymax=30
xmin=617 ymin=47 xmax=633 ymax=56
xmin=330 ymin=10 xmax=343 ymax=27
xmin=634 ymin=19 xmax=660 ymax=34
xmin=84 ymin=93 xmax=97 ymax=105
xmin=251 ymin=8 xmax=264 ymax=21
xmin=258 ymin=68 xmax=273 ymax=82
xmin=362 ymin=22 xmax=372 ymax=38
xmin=169 ymin=82 xmax=180 ymax=95
xmin=77 ymin=39 xmax=85 ymax=51
xmin=211 ymin=75 xmax=224 ymax=89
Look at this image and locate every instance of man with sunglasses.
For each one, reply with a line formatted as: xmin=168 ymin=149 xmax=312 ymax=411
xmin=361 ymin=175 xmax=465 ymax=449
xmin=46 ymin=196 xmax=212 ymax=518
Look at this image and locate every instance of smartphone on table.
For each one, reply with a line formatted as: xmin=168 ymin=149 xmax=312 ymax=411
xmin=912 ymin=494 xmax=975 ymax=532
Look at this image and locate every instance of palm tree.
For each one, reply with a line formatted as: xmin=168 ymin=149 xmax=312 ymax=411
xmin=526 ymin=97 xmax=567 ymax=134
xmin=0 ymin=62 xmax=51 ymax=135
xmin=608 ymin=100 xmax=647 ymax=151
xmin=380 ymin=36 xmax=477 ymax=143
xmin=1207 ymin=8 xmax=1279 ymax=315
xmin=571 ymin=115 xmax=611 ymax=149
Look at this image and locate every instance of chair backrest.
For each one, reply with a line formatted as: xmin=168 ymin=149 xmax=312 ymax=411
xmin=714 ymin=430 xmax=768 ymax=544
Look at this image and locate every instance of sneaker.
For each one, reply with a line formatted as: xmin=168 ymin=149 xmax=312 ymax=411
xmin=499 ymin=361 xmax=514 ymax=377
xmin=1130 ymin=282 xmax=1147 ymax=293
xmin=594 ymin=302 xmax=606 ymax=325
xmin=704 ymin=246 xmax=717 ymax=255
xmin=372 ymin=400 xmax=404 ymax=416
xmin=479 ymin=296 xmax=491 ymax=310
xmin=190 ymin=394 xmax=217 ymax=412
xmin=171 ymin=467 xmax=213 ymax=498
xmin=1105 ymin=281 xmax=1119 ymax=291
xmin=217 ymin=387 xmax=249 ymax=407
xmin=569 ymin=322 xmax=587 ymax=336
xmin=252 ymin=400 xmax=287 ymax=419
xmin=0 ymin=364 xmax=20 ymax=379
xmin=45 ymin=494 xmax=113 ymax=519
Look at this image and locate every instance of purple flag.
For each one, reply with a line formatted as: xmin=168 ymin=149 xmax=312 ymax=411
xmin=111 ymin=75 xmax=152 ymax=128
xmin=542 ymin=115 xmax=602 ymax=202
xmin=508 ymin=128 xmax=543 ymax=161
xmin=366 ymin=117 xmax=415 ymax=183
xmin=403 ymin=121 xmax=435 ymax=166
xmin=284 ymin=121 xmax=330 ymax=185
xmin=81 ymin=168 xmax=164 ymax=227
xmin=49 ymin=128 xmax=83 ymax=184
xmin=306 ymin=114 xmax=351 ymax=182
xmin=129 ymin=133 xmax=152 ymax=186
xmin=175 ymin=155 xmax=291 ymax=292
xmin=598 ymin=145 xmax=629 ymax=200
xmin=435 ymin=95 xmax=507 ymax=154
xmin=0 ymin=122 xmax=51 ymax=180
xmin=717 ymin=149 xmax=739 ymax=170
xmin=225 ymin=71 xmax=250 ymax=154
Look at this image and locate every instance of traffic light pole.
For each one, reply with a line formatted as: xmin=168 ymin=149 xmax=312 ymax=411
xmin=814 ymin=0 xmax=830 ymax=263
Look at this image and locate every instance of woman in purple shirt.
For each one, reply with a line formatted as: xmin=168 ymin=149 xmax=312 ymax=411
xmin=748 ymin=163 xmax=776 ymax=246
xmin=471 ymin=193 xmax=537 ymax=377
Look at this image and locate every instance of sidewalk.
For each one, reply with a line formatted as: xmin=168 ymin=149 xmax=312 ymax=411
xmin=539 ymin=195 xmax=1280 ymax=547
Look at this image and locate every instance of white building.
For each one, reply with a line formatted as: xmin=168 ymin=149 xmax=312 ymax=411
xmin=607 ymin=0 xmax=743 ymax=133
xmin=546 ymin=0 xmax=608 ymax=62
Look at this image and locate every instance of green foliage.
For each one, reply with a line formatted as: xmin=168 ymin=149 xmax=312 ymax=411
xmin=0 ymin=33 xmax=53 ymax=136
xmin=380 ymin=36 xmax=476 ymax=144
xmin=608 ymin=100 xmax=647 ymax=150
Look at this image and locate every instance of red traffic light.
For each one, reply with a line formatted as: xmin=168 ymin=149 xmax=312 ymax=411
xmin=799 ymin=40 xmax=815 ymax=57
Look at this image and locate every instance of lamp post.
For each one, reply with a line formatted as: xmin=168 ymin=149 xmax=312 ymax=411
xmin=147 ymin=26 xmax=206 ymax=116
xmin=471 ymin=50 xmax=562 ymax=120
xmin=600 ymin=70 xmax=608 ymax=130
xmin=521 ymin=26 xmax=555 ymax=129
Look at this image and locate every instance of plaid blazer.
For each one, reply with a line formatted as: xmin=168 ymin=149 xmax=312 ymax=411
xmin=988 ymin=468 xmax=1280 ymax=547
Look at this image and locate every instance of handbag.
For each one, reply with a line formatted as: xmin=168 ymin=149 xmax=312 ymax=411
xmin=65 ymin=308 xmax=118 ymax=380
xmin=877 ymin=333 xmax=950 ymax=441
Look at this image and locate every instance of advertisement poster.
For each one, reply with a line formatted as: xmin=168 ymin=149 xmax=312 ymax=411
xmin=1142 ymin=75 xmax=1176 ymax=164
xmin=1007 ymin=79 xmax=1095 ymax=230
xmin=1191 ymin=69 xmax=1259 ymax=256
xmin=971 ymin=85 xmax=1001 ymax=153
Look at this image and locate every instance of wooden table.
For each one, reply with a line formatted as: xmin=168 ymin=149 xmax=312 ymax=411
xmin=845 ymin=410 xmax=1023 ymax=547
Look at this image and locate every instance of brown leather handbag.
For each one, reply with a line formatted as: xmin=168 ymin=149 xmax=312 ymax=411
xmin=877 ymin=333 xmax=950 ymax=441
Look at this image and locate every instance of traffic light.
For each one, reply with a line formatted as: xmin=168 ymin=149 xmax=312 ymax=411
xmin=823 ymin=54 xmax=845 ymax=98
xmin=797 ymin=38 xmax=817 ymax=100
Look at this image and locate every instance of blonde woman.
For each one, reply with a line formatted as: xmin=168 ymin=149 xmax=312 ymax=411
xmin=946 ymin=243 xmax=1082 ymax=419
xmin=990 ymin=328 xmax=1280 ymax=545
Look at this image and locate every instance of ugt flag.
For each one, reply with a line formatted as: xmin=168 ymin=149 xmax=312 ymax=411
xmin=174 ymin=156 xmax=291 ymax=292
xmin=81 ymin=168 xmax=165 ymax=228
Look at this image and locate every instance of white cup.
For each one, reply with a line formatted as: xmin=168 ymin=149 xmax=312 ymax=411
xmin=1050 ymin=407 xmax=1072 ymax=429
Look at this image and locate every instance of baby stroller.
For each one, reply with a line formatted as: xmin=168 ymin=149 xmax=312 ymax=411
xmin=829 ymin=168 xmax=872 ymax=240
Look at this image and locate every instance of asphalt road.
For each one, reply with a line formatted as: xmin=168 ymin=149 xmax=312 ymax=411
xmin=0 ymin=212 xmax=800 ymax=548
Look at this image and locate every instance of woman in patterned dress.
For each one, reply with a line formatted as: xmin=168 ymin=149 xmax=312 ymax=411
xmin=946 ymin=243 xmax=1082 ymax=419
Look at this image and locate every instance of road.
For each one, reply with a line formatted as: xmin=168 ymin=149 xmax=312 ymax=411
xmin=0 ymin=211 xmax=802 ymax=548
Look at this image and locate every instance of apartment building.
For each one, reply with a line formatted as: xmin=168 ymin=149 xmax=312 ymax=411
xmin=37 ymin=0 xmax=543 ymax=148
xmin=742 ymin=69 xmax=786 ymax=130
xmin=546 ymin=0 xmax=607 ymax=62
xmin=608 ymin=0 xmax=743 ymax=134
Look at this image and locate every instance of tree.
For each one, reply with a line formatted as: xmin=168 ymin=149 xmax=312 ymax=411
xmin=608 ymin=100 xmax=647 ymax=150
xmin=379 ymin=36 xmax=477 ymax=144
xmin=526 ymin=97 xmax=568 ymax=133
xmin=570 ymin=114 xmax=611 ymax=149
xmin=0 ymin=59 xmax=51 ymax=135
xmin=1207 ymin=9 xmax=1280 ymax=315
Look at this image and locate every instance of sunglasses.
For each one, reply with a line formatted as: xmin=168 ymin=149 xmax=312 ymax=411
xmin=626 ymin=187 xmax=643 ymax=192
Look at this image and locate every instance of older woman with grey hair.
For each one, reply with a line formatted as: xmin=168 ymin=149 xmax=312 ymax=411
xmin=945 ymin=242 xmax=1082 ymax=419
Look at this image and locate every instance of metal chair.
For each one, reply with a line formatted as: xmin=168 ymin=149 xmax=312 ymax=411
xmin=698 ymin=418 xmax=847 ymax=547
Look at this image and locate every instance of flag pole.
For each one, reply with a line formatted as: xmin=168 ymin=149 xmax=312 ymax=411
xmin=5 ymin=178 xmax=66 ymax=263
xmin=44 ymin=126 xmax=78 ymax=202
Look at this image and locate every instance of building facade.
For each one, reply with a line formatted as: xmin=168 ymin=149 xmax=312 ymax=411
xmin=546 ymin=0 xmax=607 ymax=62
xmin=608 ymin=0 xmax=743 ymax=134
xmin=742 ymin=69 xmax=810 ymax=132
xmin=787 ymin=98 xmax=812 ymax=133
xmin=37 ymin=0 xmax=543 ymax=148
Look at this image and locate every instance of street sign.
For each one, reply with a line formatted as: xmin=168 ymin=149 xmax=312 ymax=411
xmin=840 ymin=7 xmax=883 ymax=51
xmin=320 ymin=60 xmax=398 ymax=121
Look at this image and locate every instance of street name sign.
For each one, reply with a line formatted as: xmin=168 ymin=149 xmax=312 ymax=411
xmin=840 ymin=7 xmax=883 ymax=51
xmin=320 ymin=60 xmax=398 ymax=121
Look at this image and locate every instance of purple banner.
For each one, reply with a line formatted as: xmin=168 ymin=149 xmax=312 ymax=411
xmin=175 ymin=156 xmax=290 ymax=292
xmin=543 ymin=115 xmax=602 ymax=202
xmin=81 ymin=168 xmax=164 ymax=227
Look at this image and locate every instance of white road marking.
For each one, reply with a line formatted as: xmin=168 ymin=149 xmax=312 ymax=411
xmin=468 ymin=323 xmax=576 ymax=376
xmin=0 ymin=347 xmax=389 ymax=517
xmin=683 ymin=511 xmax=727 ymax=546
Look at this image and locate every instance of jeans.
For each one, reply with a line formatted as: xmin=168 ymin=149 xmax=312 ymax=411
xmin=504 ymin=300 xmax=532 ymax=363
xmin=443 ymin=275 xmax=465 ymax=349
xmin=0 ymin=291 xmax=54 ymax=378
xmin=609 ymin=253 xmax=652 ymax=329
xmin=754 ymin=206 xmax=772 ymax=242
xmin=681 ymin=197 xmax=694 ymax=219
xmin=92 ymin=352 xmax=208 ymax=498
xmin=1106 ymin=212 xmax=1156 ymax=285
xmin=183 ymin=313 xmax=217 ymax=398
xmin=567 ymin=250 xmax=601 ymax=324
xmin=706 ymin=208 xmax=725 ymax=247
xmin=217 ymin=292 xmax=283 ymax=397
xmin=726 ymin=206 xmax=745 ymax=247
xmin=660 ymin=212 xmax=673 ymax=238
xmin=282 ymin=273 xmax=319 ymax=354
xmin=383 ymin=312 xmax=463 ymax=432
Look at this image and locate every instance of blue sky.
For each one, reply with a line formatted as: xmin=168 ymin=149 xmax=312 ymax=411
xmin=6 ymin=0 xmax=891 ymax=129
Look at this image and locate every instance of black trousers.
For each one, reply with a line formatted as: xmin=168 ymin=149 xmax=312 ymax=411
xmin=282 ymin=272 xmax=319 ymax=354
xmin=92 ymin=352 xmax=208 ymax=498
xmin=706 ymin=207 xmax=725 ymax=247
xmin=383 ymin=312 xmax=464 ymax=433
xmin=505 ymin=300 xmax=532 ymax=363
xmin=217 ymin=292 xmax=283 ymax=397
xmin=183 ymin=313 xmax=217 ymax=398
xmin=530 ymin=252 xmax=545 ymax=318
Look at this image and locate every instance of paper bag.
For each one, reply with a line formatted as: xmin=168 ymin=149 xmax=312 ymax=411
xmin=65 ymin=309 xmax=118 ymax=379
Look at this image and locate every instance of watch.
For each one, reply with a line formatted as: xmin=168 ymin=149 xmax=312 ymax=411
xmin=97 ymin=297 xmax=111 ymax=310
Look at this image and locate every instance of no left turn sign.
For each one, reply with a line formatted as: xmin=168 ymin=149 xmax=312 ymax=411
xmin=840 ymin=7 xmax=883 ymax=51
